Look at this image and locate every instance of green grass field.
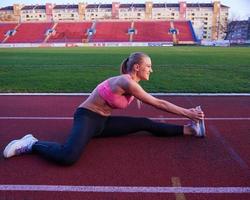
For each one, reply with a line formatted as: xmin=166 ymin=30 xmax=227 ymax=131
xmin=0 ymin=46 xmax=249 ymax=93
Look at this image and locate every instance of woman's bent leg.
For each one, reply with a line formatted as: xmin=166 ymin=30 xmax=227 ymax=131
xmin=99 ymin=116 xmax=183 ymax=137
xmin=32 ymin=108 xmax=107 ymax=165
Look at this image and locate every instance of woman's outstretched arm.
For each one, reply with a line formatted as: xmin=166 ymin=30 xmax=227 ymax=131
xmin=124 ymin=79 xmax=204 ymax=121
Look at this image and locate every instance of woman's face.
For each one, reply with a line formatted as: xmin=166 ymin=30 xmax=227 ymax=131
xmin=137 ymin=57 xmax=153 ymax=81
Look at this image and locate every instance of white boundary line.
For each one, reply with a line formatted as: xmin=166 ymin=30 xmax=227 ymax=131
xmin=0 ymin=185 xmax=249 ymax=193
xmin=0 ymin=117 xmax=250 ymax=121
xmin=151 ymin=117 xmax=250 ymax=121
xmin=0 ymin=93 xmax=250 ymax=96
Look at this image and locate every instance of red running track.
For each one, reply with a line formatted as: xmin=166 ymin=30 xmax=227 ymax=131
xmin=0 ymin=95 xmax=249 ymax=200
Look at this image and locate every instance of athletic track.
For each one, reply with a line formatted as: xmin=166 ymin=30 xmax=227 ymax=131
xmin=0 ymin=94 xmax=249 ymax=200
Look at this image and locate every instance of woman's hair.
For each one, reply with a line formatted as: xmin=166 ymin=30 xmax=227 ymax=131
xmin=120 ymin=52 xmax=149 ymax=74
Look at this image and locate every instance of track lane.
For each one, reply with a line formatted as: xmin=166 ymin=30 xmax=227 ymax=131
xmin=0 ymin=95 xmax=249 ymax=199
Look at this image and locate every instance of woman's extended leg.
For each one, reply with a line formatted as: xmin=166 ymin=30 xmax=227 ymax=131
xmin=32 ymin=108 xmax=108 ymax=165
xmin=99 ymin=116 xmax=183 ymax=137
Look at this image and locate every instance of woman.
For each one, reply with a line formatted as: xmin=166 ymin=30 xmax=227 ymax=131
xmin=3 ymin=52 xmax=205 ymax=166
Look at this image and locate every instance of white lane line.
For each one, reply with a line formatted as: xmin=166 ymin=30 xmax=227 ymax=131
xmin=0 ymin=117 xmax=73 ymax=120
xmin=151 ymin=117 xmax=250 ymax=121
xmin=0 ymin=117 xmax=250 ymax=121
xmin=0 ymin=185 xmax=250 ymax=193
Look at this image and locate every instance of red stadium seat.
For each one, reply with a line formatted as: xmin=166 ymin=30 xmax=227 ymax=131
xmin=5 ymin=23 xmax=53 ymax=43
xmin=0 ymin=23 xmax=18 ymax=42
xmin=47 ymin=22 xmax=92 ymax=43
xmin=174 ymin=21 xmax=194 ymax=42
xmin=91 ymin=21 xmax=131 ymax=42
xmin=133 ymin=21 xmax=172 ymax=42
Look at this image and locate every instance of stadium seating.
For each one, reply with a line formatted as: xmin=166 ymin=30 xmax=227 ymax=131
xmin=47 ymin=22 xmax=92 ymax=43
xmin=0 ymin=20 xmax=197 ymax=44
xmin=5 ymin=23 xmax=53 ymax=43
xmin=173 ymin=21 xmax=194 ymax=42
xmin=91 ymin=21 xmax=131 ymax=42
xmin=0 ymin=23 xmax=17 ymax=42
xmin=133 ymin=21 xmax=173 ymax=42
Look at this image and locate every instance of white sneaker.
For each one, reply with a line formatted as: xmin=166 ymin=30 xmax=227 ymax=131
xmin=195 ymin=106 xmax=206 ymax=137
xmin=190 ymin=120 xmax=206 ymax=137
xmin=189 ymin=106 xmax=206 ymax=137
xmin=3 ymin=134 xmax=38 ymax=158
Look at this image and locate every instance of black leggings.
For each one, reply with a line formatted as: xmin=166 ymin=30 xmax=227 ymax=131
xmin=32 ymin=107 xmax=183 ymax=165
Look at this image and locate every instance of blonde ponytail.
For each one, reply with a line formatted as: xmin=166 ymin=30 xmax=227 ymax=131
xmin=120 ymin=57 xmax=129 ymax=74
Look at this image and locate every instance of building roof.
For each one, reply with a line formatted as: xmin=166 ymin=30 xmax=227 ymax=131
xmin=1 ymin=2 xmax=230 ymax=12
xmin=35 ymin=5 xmax=46 ymax=10
xmin=119 ymin=4 xmax=133 ymax=8
xmin=22 ymin=5 xmax=36 ymax=10
xmin=153 ymin=3 xmax=179 ymax=8
xmin=132 ymin=4 xmax=145 ymax=8
xmin=67 ymin=4 xmax=78 ymax=9
xmin=86 ymin=4 xmax=99 ymax=9
xmin=85 ymin=4 xmax=111 ymax=9
xmin=53 ymin=4 xmax=78 ymax=9
xmin=21 ymin=5 xmax=45 ymax=10
xmin=187 ymin=3 xmax=213 ymax=8
xmin=119 ymin=3 xmax=145 ymax=8
xmin=221 ymin=4 xmax=230 ymax=8
xmin=0 ymin=6 xmax=13 ymax=11
xmin=100 ymin=4 xmax=112 ymax=9
xmin=187 ymin=3 xmax=229 ymax=8
xmin=151 ymin=3 xmax=229 ymax=9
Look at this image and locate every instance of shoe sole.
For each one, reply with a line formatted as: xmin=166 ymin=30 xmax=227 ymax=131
xmin=198 ymin=119 xmax=206 ymax=137
xmin=3 ymin=134 xmax=33 ymax=158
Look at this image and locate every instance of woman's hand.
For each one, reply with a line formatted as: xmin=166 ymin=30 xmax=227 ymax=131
xmin=186 ymin=108 xmax=205 ymax=122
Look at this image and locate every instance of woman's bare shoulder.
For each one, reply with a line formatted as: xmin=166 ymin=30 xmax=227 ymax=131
xmin=119 ymin=74 xmax=135 ymax=87
xmin=108 ymin=74 xmax=134 ymax=92
xmin=109 ymin=74 xmax=131 ymax=84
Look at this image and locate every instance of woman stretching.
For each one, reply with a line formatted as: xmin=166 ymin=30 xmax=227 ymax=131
xmin=3 ymin=52 xmax=205 ymax=166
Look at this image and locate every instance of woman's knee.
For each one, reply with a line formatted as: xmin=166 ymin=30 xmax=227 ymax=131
xmin=57 ymin=149 xmax=82 ymax=166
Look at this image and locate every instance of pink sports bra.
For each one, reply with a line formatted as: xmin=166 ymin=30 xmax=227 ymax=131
xmin=97 ymin=78 xmax=134 ymax=109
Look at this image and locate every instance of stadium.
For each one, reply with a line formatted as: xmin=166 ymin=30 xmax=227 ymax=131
xmin=0 ymin=0 xmax=250 ymax=200
xmin=0 ymin=1 xmax=230 ymax=47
